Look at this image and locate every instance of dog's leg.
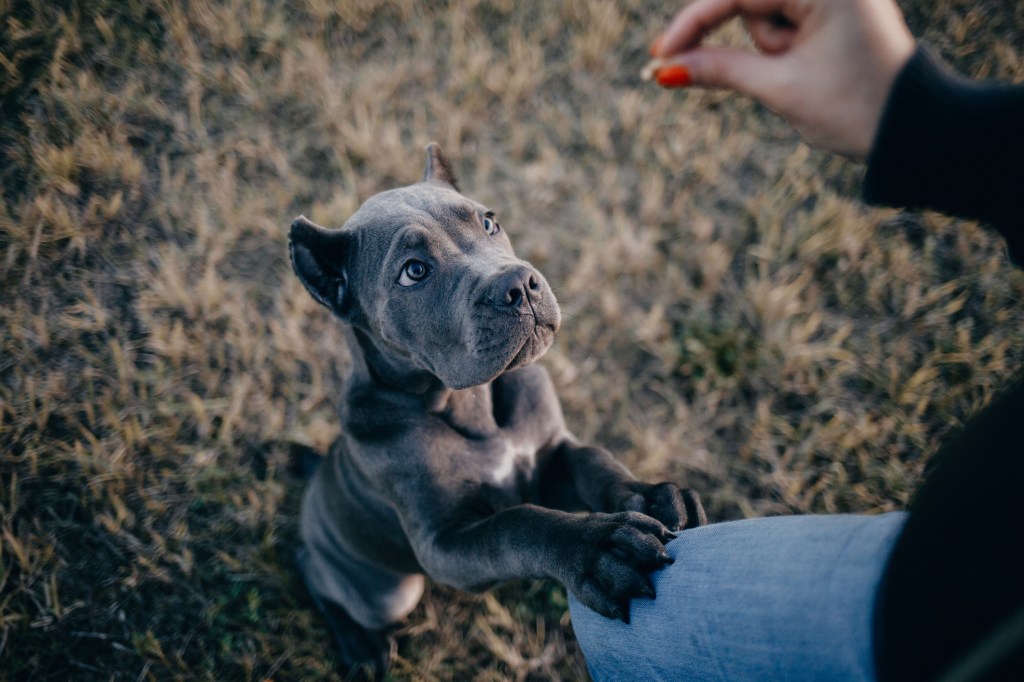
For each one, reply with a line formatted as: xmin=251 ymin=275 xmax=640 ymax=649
xmin=541 ymin=440 xmax=707 ymax=531
xmin=412 ymin=504 xmax=676 ymax=623
xmin=295 ymin=547 xmax=394 ymax=679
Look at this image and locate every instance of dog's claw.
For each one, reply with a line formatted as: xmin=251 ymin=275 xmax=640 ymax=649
xmin=614 ymin=480 xmax=706 ymax=533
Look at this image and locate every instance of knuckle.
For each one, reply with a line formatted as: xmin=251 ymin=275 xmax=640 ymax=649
xmin=608 ymin=525 xmax=641 ymax=548
xmin=656 ymin=482 xmax=683 ymax=501
xmin=681 ymin=486 xmax=701 ymax=500
xmin=621 ymin=510 xmax=648 ymax=524
xmin=622 ymin=493 xmax=647 ymax=512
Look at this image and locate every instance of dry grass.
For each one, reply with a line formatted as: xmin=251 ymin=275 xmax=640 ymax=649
xmin=2 ymin=0 xmax=1023 ymax=679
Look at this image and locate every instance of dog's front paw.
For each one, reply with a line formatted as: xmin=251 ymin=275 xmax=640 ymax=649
xmin=609 ymin=481 xmax=707 ymax=531
xmin=567 ymin=511 xmax=676 ymax=623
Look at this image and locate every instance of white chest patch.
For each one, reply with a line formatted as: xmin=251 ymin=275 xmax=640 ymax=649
xmin=491 ymin=442 xmax=535 ymax=484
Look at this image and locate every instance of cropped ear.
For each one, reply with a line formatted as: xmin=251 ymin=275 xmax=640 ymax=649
xmin=421 ymin=141 xmax=459 ymax=192
xmin=288 ymin=215 xmax=352 ymax=318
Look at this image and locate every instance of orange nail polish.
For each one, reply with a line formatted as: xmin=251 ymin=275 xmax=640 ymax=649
xmin=649 ymin=34 xmax=664 ymax=57
xmin=655 ymin=65 xmax=692 ymax=88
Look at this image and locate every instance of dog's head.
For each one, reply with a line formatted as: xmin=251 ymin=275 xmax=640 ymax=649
xmin=289 ymin=143 xmax=561 ymax=390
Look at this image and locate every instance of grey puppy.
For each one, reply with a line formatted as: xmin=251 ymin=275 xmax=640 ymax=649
xmin=289 ymin=143 xmax=706 ymax=677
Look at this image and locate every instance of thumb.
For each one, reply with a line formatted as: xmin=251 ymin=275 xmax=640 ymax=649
xmin=658 ymin=47 xmax=783 ymax=103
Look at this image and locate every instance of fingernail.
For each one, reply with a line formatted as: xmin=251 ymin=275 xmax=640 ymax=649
xmin=655 ymin=65 xmax=692 ymax=88
xmin=648 ymin=34 xmax=664 ymax=57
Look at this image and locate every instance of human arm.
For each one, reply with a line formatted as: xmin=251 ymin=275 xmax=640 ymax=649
xmin=863 ymin=46 xmax=1024 ymax=248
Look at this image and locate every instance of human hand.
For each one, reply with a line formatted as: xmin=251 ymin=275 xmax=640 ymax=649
xmin=648 ymin=0 xmax=916 ymax=158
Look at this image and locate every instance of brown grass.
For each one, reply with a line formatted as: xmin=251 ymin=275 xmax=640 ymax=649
xmin=2 ymin=0 xmax=1023 ymax=679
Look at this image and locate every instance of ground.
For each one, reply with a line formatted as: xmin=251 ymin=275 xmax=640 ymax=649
xmin=2 ymin=1 xmax=1023 ymax=680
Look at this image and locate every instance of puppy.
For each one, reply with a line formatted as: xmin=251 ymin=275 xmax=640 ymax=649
xmin=289 ymin=143 xmax=706 ymax=676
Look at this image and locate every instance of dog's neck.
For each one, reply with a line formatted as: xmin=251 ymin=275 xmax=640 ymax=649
xmin=344 ymin=327 xmax=499 ymax=438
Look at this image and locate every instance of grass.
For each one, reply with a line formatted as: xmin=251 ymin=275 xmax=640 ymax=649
xmin=2 ymin=0 xmax=1023 ymax=679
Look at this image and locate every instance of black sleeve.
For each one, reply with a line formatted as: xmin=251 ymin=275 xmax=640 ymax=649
xmin=866 ymin=46 xmax=1024 ymax=682
xmin=863 ymin=45 xmax=1024 ymax=261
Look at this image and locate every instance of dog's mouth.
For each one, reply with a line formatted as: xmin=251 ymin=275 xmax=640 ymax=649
xmin=435 ymin=316 xmax=556 ymax=390
xmin=425 ymin=268 xmax=561 ymax=389
xmin=503 ymin=319 xmax=557 ymax=372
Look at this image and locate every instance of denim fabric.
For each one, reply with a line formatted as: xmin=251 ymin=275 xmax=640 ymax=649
xmin=569 ymin=512 xmax=908 ymax=682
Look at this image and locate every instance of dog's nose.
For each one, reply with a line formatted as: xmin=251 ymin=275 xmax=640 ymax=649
xmin=493 ymin=266 xmax=541 ymax=310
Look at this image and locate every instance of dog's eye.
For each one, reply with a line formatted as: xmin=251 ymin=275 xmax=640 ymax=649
xmin=483 ymin=215 xmax=500 ymax=235
xmin=397 ymin=259 xmax=430 ymax=287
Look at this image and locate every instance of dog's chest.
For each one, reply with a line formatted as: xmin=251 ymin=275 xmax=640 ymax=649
xmin=463 ymin=434 xmax=540 ymax=508
xmin=489 ymin=440 xmax=536 ymax=486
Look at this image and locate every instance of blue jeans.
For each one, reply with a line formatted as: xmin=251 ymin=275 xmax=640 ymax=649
xmin=569 ymin=512 xmax=908 ymax=681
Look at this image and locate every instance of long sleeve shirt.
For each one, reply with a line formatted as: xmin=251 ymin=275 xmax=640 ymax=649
xmin=864 ymin=46 xmax=1024 ymax=682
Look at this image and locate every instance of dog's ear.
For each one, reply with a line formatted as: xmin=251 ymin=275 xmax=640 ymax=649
xmin=422 ymin=141 xmax=459 ymax=192
xmin=289 ymin=215 xmax=352 ymax=318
